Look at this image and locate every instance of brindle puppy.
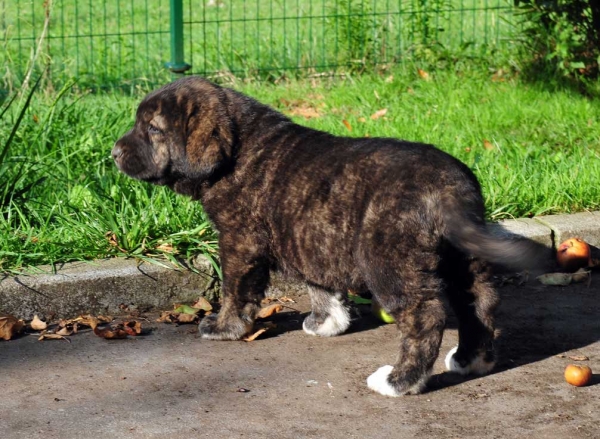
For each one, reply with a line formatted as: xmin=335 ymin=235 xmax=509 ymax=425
xmin=113 ymin=76 xmax=546 ymax=397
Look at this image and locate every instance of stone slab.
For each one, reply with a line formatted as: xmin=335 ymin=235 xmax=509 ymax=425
xmin=534 ymin=211 xmax=600 ymax=248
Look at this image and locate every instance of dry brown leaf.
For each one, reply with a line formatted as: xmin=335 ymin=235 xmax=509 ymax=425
xmin=156 ymin=311 xmax=175 ymax=323
xmin=257 ymin=304 xmax=283 ymax=319
xmin=243 ymin=327 xmax=268 ymax=342
xmin=30 ymin=314 xmax=47 ymax=331
xmin=156 ymin=243 xmax=177 ymax=253
xmin=261 ymin=296 xmax=295 ymax=304
xmin=569 ymin=355 xmax=590 ymax=361
xmin=342 ymin=119 xmax=352 ymax=131
xmin=417 ymin=69 xmax=430 ymax=80
xmin=38 ymin=333 xmax=70 ymax=342
xmin=288 ymin=106 xmax=321 ymax=119
xmin=191 ymin=297 xmax=213 ymax=312
xmin=176 ymin=313 xmax=197 ymax=324
xmin=123 ymin=320 xmax=142 ymax=336
xmin=56 ymin=326 xmax=73 ymax=336
xmin=370 ymin=108 xmax=388 ymax=120
xmin=483 ymin=139 xmax=494 ymax=150
xmin=78 ymin=316 xmax=100 ymax=330
xmin=104 ymin=231 xmax=127 ymax=253
xmin=97 ymin=315 xmax=113 ymax=322
xmin=157 ymin=310 xmax=198 ymax=324
xmin=0 ymin=315 xmax=25 ymax=341
xmin=60 ymin=314 xmax=110 ymax=330
xmin=571 ymin=269 xmax=590 ymax=283
xmin=93 ymin=326 xmax=128 ymax=340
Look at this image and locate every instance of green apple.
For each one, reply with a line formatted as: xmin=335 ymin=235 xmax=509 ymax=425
xmin=371 ymin=300 xmax=395 ymax=324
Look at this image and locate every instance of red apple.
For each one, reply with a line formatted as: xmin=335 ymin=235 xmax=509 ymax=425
xmin=556 ymin=238 xmax=591 ymax=271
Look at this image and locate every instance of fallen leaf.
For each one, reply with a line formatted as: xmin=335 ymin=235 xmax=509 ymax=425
xmin=342 ymin=119 xmax=352 ymax=131
xmin=175 ymin=313 xmax=198 ymax=323
xmin=261 ymin=296 xmax=296 ymax=305
xmin=0 ymin=315 xmax=25 ymax=340
xmin=288 ymin=106 xmax=321 ymax=119
xmin=30 ymin=314 xmax=47 ymax=331
xmin=370 ymin=108 xmax=388 ymax=120
xmin=123 ymin=320 xmax=142 ymax=336
xmin=417 ymin=69 xmax=430 ymax=80
xmin=56 ymin=326 xmax=73 ymax=336
xmin=59 ymin=314 xmax=110 ymax=330
xmin=104 ymin=231 xmax=127 ymax=253
xmin=156 ymin=311 xmax=176 ymax=323
xmin=357 ymin=117 xmax=366 ymax=123
xmin=257 ymin=304 xmax=283 ymax=319
xmin=348 ymin=295 xmax=372 ymax=305
xmin=77 ymin=315 xmax=100 ymax=330
xmin=38 ymin=333 xmax=70 ymax=342
xmin=243 ymin=327 xmax=268 ymax=342
xmin=483 ymin=139 xmax=494 ymax=150
xmin=191 ymin=297 xmax=213 ymax=312
xmin=571 ymin=269 xmax=590 ymax=283
xmin=94 ymin=326 xmax=128 ymax=340
xmin=568 ymin=355 xmax=590 ymax=361
xmin=491 ymin=69 xmax=506 ymax=82
xmin=537 ymin=272 xmax=572 ymax=286
xmin=384 ymin=74 xmax=394 ymax=83
xmin=173 ymin=304 xmax=200 ymax=315
xmin=156 ymin=243 xmax=177 ymax=253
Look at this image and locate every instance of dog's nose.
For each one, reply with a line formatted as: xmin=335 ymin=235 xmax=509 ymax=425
xmin=111 ymin=143 xmax=123 ymax=161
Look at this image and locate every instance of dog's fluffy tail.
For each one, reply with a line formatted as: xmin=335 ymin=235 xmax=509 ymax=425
xmin=444 ymin=210 xmax=551 ymax=271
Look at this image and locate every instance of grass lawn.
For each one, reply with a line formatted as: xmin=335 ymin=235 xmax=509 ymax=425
xmin=1 ymin=66 xmax=599 ymax=273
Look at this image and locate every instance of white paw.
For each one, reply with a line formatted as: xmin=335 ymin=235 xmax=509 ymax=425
xmin=302 ymin=296 xmax=350 ymax=337
xmin=445 ymin=346 xmax=495 ymax=376
xmin=367 ymin=365 xmax=401 ymax=397
xmin=445 ymin=346 xmax=467 ymax=374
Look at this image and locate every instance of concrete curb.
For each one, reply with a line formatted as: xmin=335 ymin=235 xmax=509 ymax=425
xmin=2 ymin=211 xmax=599 ymax=319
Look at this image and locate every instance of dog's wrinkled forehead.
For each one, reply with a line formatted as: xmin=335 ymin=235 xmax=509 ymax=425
xmin=136 ymin=89 xmax=178 ymax=127
xmin=135 ymin=77 xmax=216 ymax=130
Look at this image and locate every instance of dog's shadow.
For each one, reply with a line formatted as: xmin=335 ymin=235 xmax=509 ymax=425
xmin=264 ymin=275 xmax=600 ymax=391
xmin=428 ymin=278 xmax=600 ymax=391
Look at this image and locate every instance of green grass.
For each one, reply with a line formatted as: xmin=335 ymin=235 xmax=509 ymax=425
xmin=1 ymin=66 xmax=599 ymax=273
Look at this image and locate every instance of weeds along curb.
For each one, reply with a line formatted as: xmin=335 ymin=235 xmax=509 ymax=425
xmin=1 ymin=212 xmax=599 ymax=319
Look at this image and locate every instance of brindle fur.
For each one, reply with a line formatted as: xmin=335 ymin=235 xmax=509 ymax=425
xmin=112 ymin=77 xmax=547 ymax=396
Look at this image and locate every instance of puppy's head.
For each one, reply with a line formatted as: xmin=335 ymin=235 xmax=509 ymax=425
xmin=112 ymin=76 xmax=234 ymax=192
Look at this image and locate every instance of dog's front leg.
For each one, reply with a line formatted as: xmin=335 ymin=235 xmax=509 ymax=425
xmin=199 ymin=243 xmax=269 ymax=340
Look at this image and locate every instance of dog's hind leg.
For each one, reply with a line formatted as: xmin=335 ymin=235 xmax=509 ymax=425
xmin=302 ymin=286 xmax=351 ymax=337
xmin=440 ymin=248 xmax=498 ymax=376
xmin=363 ymin=251 xmax=446 ymax=396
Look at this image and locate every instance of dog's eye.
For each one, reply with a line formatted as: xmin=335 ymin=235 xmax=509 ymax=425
xmin=148 ymin=124 xmax=162 ymax=135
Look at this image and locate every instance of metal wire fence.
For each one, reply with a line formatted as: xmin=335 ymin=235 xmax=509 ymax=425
xmin=2 ymin=0 xmax=515 ymax=89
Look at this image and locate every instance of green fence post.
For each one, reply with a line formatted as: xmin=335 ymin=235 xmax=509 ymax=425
xmin=166 ymin=0 xmax=191 ymax=73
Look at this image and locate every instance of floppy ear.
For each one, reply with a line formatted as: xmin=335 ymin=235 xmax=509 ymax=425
xmin=184 ymin=89 xmax=234 ymax=179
